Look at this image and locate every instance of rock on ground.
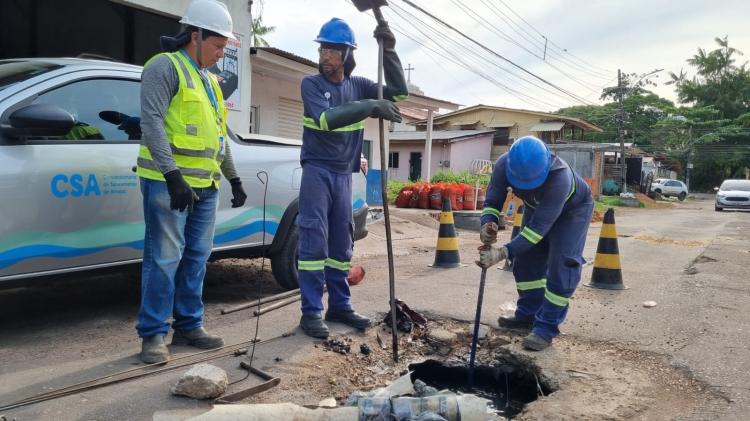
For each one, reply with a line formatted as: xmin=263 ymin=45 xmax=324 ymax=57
xmin=171 ymin=363 xmax=228 ymax=400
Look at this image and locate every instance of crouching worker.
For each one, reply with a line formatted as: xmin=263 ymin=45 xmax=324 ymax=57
xmin=477 ymin=136 xmax=594 ymax=351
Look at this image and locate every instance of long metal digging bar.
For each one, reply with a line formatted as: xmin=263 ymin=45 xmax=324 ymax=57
xmin=350 ymin=0 xmax=399 ymax=364
xmin=468 ymin=267 xmax=488 ymax=389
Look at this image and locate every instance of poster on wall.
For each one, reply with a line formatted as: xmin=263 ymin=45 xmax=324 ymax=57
xmin=208 ymin=32 xmax=242 ymax=111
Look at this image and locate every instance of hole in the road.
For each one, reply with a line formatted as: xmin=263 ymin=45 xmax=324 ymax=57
xmin=409 ymin=358 xmax=553 ymax=418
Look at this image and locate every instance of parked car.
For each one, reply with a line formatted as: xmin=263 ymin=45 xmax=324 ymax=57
xmin=0 ymin=58 xmax=368 ymax=290
xmin=650 ymin=178 xmax=688 ymax=201
xmin=714 ymin=179 xmax=750 ymax=211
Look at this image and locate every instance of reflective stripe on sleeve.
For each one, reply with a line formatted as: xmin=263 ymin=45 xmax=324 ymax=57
xmin=481 ymin=207 xmax=501 ymax=220
xmin=520 ymin=226 xmax=543 ymax=244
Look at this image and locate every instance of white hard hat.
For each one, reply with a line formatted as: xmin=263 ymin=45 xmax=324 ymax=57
xmin=179 ymin=0 xmax=236 ymax=40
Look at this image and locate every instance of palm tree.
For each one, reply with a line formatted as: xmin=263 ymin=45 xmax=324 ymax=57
xmin=250 ymin=0 xmax=275 ymax=47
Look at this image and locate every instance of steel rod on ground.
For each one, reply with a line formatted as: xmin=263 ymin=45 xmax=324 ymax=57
xmin=253 ymin=295 xmax=302 ymax=316
xmin=0 ymin=334 xmax=290 ymax=411
xmin=221 ymin=288 xmax=301 ymax=314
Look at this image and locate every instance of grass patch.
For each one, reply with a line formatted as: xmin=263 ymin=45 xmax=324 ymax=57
xmin=596 ymin=195 xmax=646 ymax=209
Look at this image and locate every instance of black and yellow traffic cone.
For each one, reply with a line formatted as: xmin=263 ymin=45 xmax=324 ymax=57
xmin=503 ymin=205 xmax=524 ymax=271
xmin=430 ymin=197 xmax=461 ymax=268
xmin=586 ymin=208 xmax=626 ymax=289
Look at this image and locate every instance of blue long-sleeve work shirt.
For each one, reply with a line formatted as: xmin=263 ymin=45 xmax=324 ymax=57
xmin=480 ymin=154 xmax=591 ymax=258
xmin=300 ymin=50 xmax=407 ymax=174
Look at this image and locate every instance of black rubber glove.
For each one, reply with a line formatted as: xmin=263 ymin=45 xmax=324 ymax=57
xmin=370 ymin=99 xmax=402 ymax=123
xmin=373 ymin=22 xmax=396 ymax=50
xmin=229 ymin=178 xmax=247 ymax=208
xmin=164 ymin=170 xmax=199 ymax=212
xmin=323 ymin=99 xmax=402 ymax=130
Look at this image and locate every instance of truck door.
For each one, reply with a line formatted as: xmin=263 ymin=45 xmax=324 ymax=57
xmin=0 ymin=76 xmax=144 ymax=279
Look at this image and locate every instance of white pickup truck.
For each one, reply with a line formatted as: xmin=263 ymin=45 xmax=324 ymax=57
xmin=0 ymin=58 xmax=368 ymax=290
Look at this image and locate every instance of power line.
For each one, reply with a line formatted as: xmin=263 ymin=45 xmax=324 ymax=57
xmin=450 ymin=0 xmax=605 ymax=95
xmin=495 ymin=0 xmax=614 ymax=75
xmin=397 ymin=0 xmax=594 ymax=105
xmin=343 ymin=0 xmax=555 ymax=109
xmin=385 ymin=6 xmax=556 ymax=109
xmin=388 ymin=1 xmax=570 ymax=107
xmin=480 ymin=0 xmax=614 ymax=81
xmin=386 ymin=2 xmax=572 ymax=109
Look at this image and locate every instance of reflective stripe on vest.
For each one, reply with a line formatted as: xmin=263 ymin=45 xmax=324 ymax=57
xmin=136 ymin=52 xmax=227 ymax=188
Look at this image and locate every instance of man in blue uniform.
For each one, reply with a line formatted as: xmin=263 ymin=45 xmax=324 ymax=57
xmin=297 ymin=18 xmax=408 ymax=338
xmin=477 ymin=136 xmax=594 ymax=351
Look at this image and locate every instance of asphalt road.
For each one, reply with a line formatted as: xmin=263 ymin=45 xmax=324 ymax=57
xmin=0 ymin=194 xmax=747 ymax=420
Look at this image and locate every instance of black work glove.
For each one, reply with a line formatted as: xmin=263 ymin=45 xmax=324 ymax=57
xmin=373 ymin=22 xmax=396 ymax=50
xmin=371 ymin=99 xmax=402 ymax=123
xmin=229 ymin=178 xmax=247 ymax=208
xmin=164 ymin=170 xmax=199 ymax=212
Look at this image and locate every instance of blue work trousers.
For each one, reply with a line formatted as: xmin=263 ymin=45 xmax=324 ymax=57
xmin=137 ymin=178 xmax=218 ymax=338
xmin=297 ymin=164 xmax=354 ymax=315
xmin=512 ymin=199 xmax=594 ymax=340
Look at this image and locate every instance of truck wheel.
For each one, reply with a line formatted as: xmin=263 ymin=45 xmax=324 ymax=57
xmin=271 ymin=222 xmax=299 ymax=290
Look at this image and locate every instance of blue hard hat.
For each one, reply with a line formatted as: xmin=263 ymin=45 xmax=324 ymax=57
xmin=314 ymin=18 xmax=357 ymax=49
xmin=505 ymin=136 xmax=552 ymax=190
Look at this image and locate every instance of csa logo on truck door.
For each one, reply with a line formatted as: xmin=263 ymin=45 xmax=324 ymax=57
xmin=51 ymin=174 xmax=137 ymax=198
xmin=51 ymin=174 xmax=101 ymax=198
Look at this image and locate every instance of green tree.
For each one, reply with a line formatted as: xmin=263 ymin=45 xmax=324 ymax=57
xmin=558 ymin=72 xmax=674 ymax=145
xmin=660 ymin=37 xmax=750 ymax=190
xmin=667 ymin=36 xmax=750 ymax=120
xmin=249 ymin=0 xmax=275 ymax=47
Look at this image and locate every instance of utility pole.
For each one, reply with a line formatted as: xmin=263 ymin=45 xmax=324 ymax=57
xmin=617 ymin=69 xmax=627 ymax=192
xmin=685 ymin=123 xmax=693 ymax=193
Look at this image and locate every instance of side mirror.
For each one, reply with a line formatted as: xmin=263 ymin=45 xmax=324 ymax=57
xmin=1 ymin=103 xmax=75 ymax=139
xmin=713 ymin=187 xmax=719 ymax=192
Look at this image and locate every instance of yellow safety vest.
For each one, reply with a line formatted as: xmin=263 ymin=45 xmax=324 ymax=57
xmin=136 ymin=52 xmax=228 ymax=189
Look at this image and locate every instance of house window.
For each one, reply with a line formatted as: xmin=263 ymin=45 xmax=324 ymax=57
xmin=492 ymin=128 xmax=510 ymax=146
xmin=388 ymin=152 xmax=400 ymax=169
xmin=362 ymin=140 xmax=372 ymax=163
xmin=249 ymin=105 xmax=259 ymax=134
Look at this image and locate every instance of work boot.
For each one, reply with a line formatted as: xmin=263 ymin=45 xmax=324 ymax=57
xmin=325 ymin=308 xmax=371 ymax=330
xmin=497 ymin=315 xmax=534 ymax=331
xmin=300 ymin=314 xmax=330 ymax=339
xmin=171 ymin=327 xmax=224 ymax=349
xmin=522 ymin=333 xmax=552 ymax=351
xmin=140 ymin=335 xmax=169 ymax=364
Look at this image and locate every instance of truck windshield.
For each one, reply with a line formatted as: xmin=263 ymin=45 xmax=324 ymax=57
xmin=0 ymin=61 xmax=62 ymax=92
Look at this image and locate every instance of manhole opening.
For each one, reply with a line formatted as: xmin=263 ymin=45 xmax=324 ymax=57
xmin=409 ymin=359 xmax=553 ymax=418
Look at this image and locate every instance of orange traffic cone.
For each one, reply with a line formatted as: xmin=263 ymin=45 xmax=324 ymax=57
xmin=586 ymin=208 xmax=626 ymax=289
xmin=430 ymin=197 xmax=461 ymax=268
xmin=503 ymin=205 xmax=524 ymax=271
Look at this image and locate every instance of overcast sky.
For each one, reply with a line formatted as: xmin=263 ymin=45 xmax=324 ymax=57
xmin=259 ymin=0 xmax=750 ymax=112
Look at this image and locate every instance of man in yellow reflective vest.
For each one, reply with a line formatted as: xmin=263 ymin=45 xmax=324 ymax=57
xmin=135 ymin=0 xmax=247 ymax=364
